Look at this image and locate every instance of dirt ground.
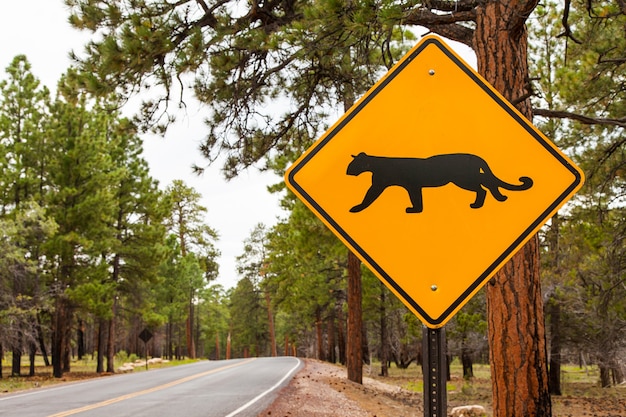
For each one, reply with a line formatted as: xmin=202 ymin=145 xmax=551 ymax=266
xmin=259 ymin=359 xmax=626 ymax=417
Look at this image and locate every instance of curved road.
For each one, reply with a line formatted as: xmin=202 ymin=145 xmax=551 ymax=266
xmin=0 ymin=357 xmax=302 ymax=417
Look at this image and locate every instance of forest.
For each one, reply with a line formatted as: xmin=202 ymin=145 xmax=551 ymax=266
xmin=1 ymin=0 xmax=626 ymax=416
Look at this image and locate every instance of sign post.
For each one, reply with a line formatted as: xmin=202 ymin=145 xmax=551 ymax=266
xmin=423 ymin=327 xmax=447 ymax=417
xmin=284 ymin=35 xmax=584 ymax=415
xmin=138 ymin=328 xmax=153 ymax=370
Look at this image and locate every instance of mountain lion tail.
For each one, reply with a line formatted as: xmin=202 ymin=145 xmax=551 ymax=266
xmin=499 ymin=176 xmax=533 ymax=191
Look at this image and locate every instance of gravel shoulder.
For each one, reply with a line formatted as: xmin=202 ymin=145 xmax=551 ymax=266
xmin=259 ymin=359 xmax=423 ymax=417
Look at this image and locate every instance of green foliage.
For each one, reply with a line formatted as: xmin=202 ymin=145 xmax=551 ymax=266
xmin=65 ymin=0 xmax=413 ymax=177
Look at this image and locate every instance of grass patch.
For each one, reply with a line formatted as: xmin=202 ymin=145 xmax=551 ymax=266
xmin=0 ymin=354 xmax=198 ymax=394
xmin=366 ymin=358 xmax=623 ymax=410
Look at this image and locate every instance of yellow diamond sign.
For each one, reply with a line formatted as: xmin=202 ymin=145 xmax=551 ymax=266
xmin=284 ymin=35 xmax=584 ymax=328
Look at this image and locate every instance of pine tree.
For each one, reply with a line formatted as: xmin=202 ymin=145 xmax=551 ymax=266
xmin=0 ymin=55 xmax=53 ymax=375
xmin=44 ymin=83 xmax=118 ymax=378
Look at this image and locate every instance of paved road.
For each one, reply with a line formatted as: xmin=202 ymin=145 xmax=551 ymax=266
xmin=0 ymin=357 xmax=302 ymax=417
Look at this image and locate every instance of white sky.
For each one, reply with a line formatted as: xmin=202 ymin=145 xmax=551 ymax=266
xmin=0 ymin=1 xmax=285 ymax=289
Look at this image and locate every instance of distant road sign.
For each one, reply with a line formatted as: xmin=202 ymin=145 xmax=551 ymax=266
xmin=139 ymin=328 xmax=153 ymax=343
xmin=285 ymin=35 xmax=584 ymax=328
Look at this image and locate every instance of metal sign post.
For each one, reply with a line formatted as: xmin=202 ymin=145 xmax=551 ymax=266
xmin=138 ymin=328 xmax=153 ymax=370
xmin=423 ymin=326 xmax=447 ymax=417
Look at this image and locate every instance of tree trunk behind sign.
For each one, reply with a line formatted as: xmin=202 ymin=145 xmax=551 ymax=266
xmin=347 ymin=251 xmax=363 ymax=384
xmin=475 ymin=2 xmax=552 ymax=416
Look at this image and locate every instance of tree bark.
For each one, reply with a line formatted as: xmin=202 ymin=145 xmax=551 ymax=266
xmin=475 ymin=1 xmax=552 ymax=415
xmin=486 ymin=237 xmax=551 ymax=416
xmin=347 ymin=250 xmax=363 ymax=384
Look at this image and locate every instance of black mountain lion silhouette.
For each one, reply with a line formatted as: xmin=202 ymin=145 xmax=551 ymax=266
xmin=347 ymin=152 xmax=533 ymax=213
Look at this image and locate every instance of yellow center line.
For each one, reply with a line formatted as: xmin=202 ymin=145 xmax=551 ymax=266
xmin=47 ymin=358 xmax=256 ymax=417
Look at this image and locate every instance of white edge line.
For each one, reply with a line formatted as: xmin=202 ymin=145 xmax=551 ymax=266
xmin=224 ymin=357 xmax=302 ymax=417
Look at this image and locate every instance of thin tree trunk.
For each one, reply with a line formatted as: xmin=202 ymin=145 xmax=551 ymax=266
xmin=186 ymin=299 xmax=196 ymax=359
xmin=106 ymin=314 xmax=116 ymax=373
xmin=347 ymin=251 xmax=363 ymax=384
xmin=96 ymin=319 xmax=105 ymax=374
xmin=36 ymin=314 xmax=50 ymax=367
xmin=265 ymin=292 xmax=277 ymax=357
xmin=600 ymin=366 xmax=611 ymax=388
xmin=476 ymin=1 xmax=552 ymax=415
xmin=337 ymin=306 xmax=346 ymax=365
xmin=167 ymin=316 xmax=173 ymax=360
xmin=226 ymin=332 xmax=231 ymax=360
xmin=327 ymin=313 xmax=336 ymax=363
xmin=62 ymin=307 xmax=72 ymax=373
xmin=315 ymin=310 xmax=325 ymax=361
xmin=548 ymin=297 xmax=562 ymax=395
xmin=77 ymin=318 xmax=85 ymax=360
xmin=379 ymin=282 xmax=389 ymax=377
xmin=52 ymin=298 xmax=65 ymax=378
xmin=12 ymin=344 xmax=21 ymax=376
xmin=461 ymin=340 xmax=474 ymax=380
xmin=29 ymin=342 xmax=36 ymax=376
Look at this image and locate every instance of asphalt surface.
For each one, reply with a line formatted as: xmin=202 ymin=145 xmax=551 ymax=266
xmin=0 ymin=357 xmax=302 ymax=417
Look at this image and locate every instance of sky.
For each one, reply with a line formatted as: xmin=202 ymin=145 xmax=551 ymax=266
xmin=0 ymin=2 xmax=285 ymax=289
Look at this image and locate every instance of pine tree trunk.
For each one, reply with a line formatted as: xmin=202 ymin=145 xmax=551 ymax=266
xmin=29 ymin=342 xmax=36 ymax=376
xmin=186 ymin=298 xmax=196 ymax=359
xmin=12 ymin=344 xmax=21 ymax=376
xmin=106 ymin=314 xmax=116 ymax=373
xmin=327 ymin=313 xmax=336 ymax=363
xmin=36 ymin=314 xmax=50 ymax=367
xmin=52 ymin=298 xmax=66 ymax=378
xmin=600 ymin=366 xmax=611 ymax=388
xmin=475 ymin=1 xmax=552 ymax=415
xmin=96 ymin=319 xmax=105 ymax=374
xmin=77 ymin=319 xmax=85 ymax=360
xmin=379 ymin=282 xmax=389 ymax=377
xmin=315 ymin=310 xmax=325 ymax=361
xmin=461 ymin=340 xmax=474 ymax=380
xmin=337 ymin=306 xmax=346 ymax=365
xmin=265 ymin=292 xmax=277 ymax=357
xmin=548 ymin=297 xmax=562 ymax=395
xmin=486 ymin=237 xmax=551 ymax=416
xmin=347 ymin=251 xmax=362 ymax=384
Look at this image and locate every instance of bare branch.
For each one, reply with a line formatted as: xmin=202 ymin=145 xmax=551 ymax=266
xmin=423 ymin=0 xmax=479 ymax=12
xmin=558 ymin=0 xmax=583 ymax=44
xmin=403 ymin=8 xmax=476 ymax=46
xmin=533 ymin=108 xmax=626 ymax=128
